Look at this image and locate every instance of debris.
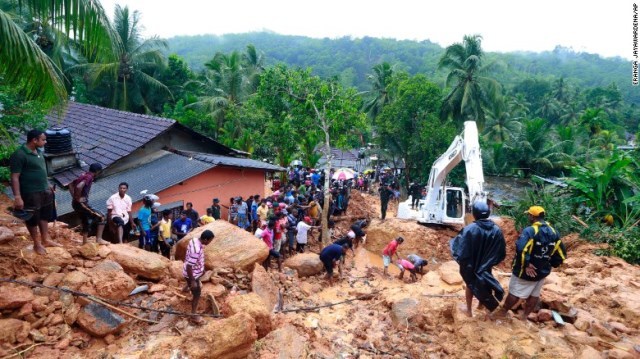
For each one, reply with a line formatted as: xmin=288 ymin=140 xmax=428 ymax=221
xmin=129 ymin=284 xmax=149 ymax=296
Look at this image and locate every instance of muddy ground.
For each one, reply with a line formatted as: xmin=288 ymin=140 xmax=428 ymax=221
xmin=0 ymin=191 xmax=639 ymax=358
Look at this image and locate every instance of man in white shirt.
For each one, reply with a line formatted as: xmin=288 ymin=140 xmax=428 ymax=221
xmin=106 ymin=182 xmax=134 ymax=243
xmin=296 ymin=216 xmax=318 ymax=253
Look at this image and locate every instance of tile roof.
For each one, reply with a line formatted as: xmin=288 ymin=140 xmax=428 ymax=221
xmin=55 ymin=151 xmax=214 ymax=217
xmin=46 ymin=102 xmax=175 ymax=172
xmin=179 ymin=151 xmax=286 ymax=172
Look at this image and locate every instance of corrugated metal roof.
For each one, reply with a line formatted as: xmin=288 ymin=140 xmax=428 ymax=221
xmin=179 ymin=151 xmax=286 ymax=172
xmin=55 ymin=152 xmax=214 ymax=217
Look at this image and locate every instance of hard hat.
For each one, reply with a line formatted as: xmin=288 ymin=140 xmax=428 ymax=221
xmin=472 ymin=201 xmax=490 ymax=220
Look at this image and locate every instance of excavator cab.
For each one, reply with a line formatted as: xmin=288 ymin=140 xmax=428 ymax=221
xmin=443 ymin=187 xmax=466 ymax=223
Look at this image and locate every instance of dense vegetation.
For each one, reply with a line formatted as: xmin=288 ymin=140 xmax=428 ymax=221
xmin=1 ymin=1 xmax=638 ymax=262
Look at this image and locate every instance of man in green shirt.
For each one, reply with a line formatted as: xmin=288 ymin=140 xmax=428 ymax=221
xmin=10 ymin=130 xmax=61 ymax=255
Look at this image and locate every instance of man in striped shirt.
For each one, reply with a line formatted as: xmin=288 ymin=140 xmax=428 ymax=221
xmin=183 ymin=229 xmax=215 ymax=324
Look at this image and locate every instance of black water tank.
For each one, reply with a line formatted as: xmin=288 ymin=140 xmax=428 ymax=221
xmin=44 ymin=127 xmax=73 ymax=154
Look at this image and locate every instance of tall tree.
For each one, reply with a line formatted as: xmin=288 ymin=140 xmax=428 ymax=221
xmin=0 ymin=0 xmax=117 ymax=107
xmin=362 ymin=62 xmax=394 ymax=119
xmin=75 ymin=5 xmax=171 ymax=113
xmin=438 ymin=34 xmax=499 ymax=128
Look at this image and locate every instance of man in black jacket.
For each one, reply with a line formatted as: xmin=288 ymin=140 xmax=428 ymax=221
xmin=379 ymin=184 xmax=393 ymax=220
xmin=451 ymin=200 xmax=506 ymax=318
xmin=498 ymin=206 xmax=566 ymax=320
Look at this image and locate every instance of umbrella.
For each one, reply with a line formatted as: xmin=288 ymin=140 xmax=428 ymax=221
xmin=332 ymin=168 xmax=355 ymax=180
xmin=363 ymin=168 xmax=375 ymax=175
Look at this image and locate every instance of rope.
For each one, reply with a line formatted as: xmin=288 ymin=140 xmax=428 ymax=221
xmin=0 ymin=278 xmax=223 ymax=319
xmin=278 ymin=290 xmax=381 ymax=313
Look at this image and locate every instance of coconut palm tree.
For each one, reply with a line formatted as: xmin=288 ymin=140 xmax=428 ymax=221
xmin=0 ymin=0 xmax=117 ymax=107
xmin=483 ymin=97 xmax=521 ymax=143
xmin=362 ymin=62 xmax=394 ymax=120
xmin=74 ymin=5 xmax=170 ymax=113
xmin=438 ymin=34 xmax=500 ymax=129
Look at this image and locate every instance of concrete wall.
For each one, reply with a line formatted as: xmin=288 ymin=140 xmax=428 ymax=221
xmin=131 ymin=166 xmax=267 ymax=220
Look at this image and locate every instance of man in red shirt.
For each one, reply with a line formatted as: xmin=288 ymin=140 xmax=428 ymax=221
xmin=382 ymin=237 xmax=404 ymax=276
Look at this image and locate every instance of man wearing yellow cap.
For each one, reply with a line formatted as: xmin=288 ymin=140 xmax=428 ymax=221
xmin=498 ymin=206 xmax=566 ymax=320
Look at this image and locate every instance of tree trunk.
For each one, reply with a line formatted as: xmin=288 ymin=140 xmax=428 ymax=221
xmin=321 ymin=128 xmax=331 ymax=246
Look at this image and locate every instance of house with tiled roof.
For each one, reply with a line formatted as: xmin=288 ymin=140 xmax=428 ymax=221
xmin=43 ymin=102 xmax=284 ymax=230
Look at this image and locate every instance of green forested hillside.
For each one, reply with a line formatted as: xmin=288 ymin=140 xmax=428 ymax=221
xmin=166 ymin=32 xmax=637 ymax=104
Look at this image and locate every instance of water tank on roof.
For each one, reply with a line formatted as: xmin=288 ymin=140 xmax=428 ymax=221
xmin=44 ymin=127 xmax=73 ymax=154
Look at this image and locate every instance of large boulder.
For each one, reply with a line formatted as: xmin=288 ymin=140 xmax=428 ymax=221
xmin=182 ymin=312 xmax=258 ymax=359
xmin=251 ymin=265 xmax=279 ymax=311
xmin=390 ymin=297 xmax=421 ymax=328
xmin=438 ymin=261 xmax=463 ymax=285
xmin=21 ymin=246 xmax=73 ymax=271
xmin=76 ymin=302 xmax=126 ymax=337
xmin=254 ymin=324 xmax=308 ymax=359
xmin=59 ymin=271 xmax=90 ymax=290
xmin=0 ymin=319 xmax=30 ymax=344
xmin=284 ymin=253 xmax=324 ymax=277
xmin=225 ymin=293 xmax=272 ymax=338
xmin=0 ymin=284 xmax=34 ymax=309
xmin=175 ymin=221 xmax=268 ymax=271
xmin=107 ymin=244 xmax=169 ymax=280
xmin=88 ymin=261 xmax=137 ymax=301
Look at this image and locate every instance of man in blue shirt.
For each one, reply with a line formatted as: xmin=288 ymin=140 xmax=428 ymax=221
xmin=172 ymin=211 xmax=193 ymax=241
xmin=319 ymin=243 xmax=347 ymax=285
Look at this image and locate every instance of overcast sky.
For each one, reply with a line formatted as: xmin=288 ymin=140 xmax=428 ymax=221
xmin=99 ymin=0 xmax=632 ymax=59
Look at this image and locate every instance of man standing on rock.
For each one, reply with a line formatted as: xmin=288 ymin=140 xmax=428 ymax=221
xmin=450 ymin=201 xmax=506 ymax=318
xmin=183 ymin=229 xmax=215 ymax=325
xmin=70 ymin=163 xmax=109 ymax=245
xmin=10 ymin=129 xmax=61 ymax=254
xmin=106 ymin=182 xmax=134 ymax=243
xmin=497 ymin=206 xmax=566 ymax=320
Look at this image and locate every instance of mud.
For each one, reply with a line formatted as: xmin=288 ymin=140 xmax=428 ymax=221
xmin=0 ymin=191 xmax=639 ymax=358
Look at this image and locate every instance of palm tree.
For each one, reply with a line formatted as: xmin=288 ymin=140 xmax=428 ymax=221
xmin=362 ymin=62 xmax=394 ymax=120
xmin=242 ymin=44 xmax=265 ymax=93
xmin=75 ymin=5 xmax=170 ymax=113
xmin=0 ymin=0 xmax=117 ymax=107
xmin=438 ymin=34 xmax=500 ymax=129
xmin=536 ymin=94 xmax=562 ymax=123
xmin=513 ymin=118 xmax=572 ymax=176
xmin=483 ymin=97 xmax=521 ymax=143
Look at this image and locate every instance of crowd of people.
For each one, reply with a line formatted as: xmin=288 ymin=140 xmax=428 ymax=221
xmin=10 ymin=129 xmax=567 ymax=323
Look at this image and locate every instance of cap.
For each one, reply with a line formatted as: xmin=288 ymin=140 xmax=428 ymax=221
xmin=525 ymin=206 xmax=545 ymax=216
xmin=304 ymin=216 xmax=312 ymax=223
xmin=213 ymin=198 xmax=219 ymax=203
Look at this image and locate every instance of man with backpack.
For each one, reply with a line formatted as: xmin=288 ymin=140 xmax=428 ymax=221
xmin=498 ymin=206 xmax=566 ymax=320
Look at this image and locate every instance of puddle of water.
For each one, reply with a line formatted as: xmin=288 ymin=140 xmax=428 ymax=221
xmin=352 ymin=247 xmax=400 ymax=276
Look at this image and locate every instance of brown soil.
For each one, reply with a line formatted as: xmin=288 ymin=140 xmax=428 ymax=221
xmin=1 ymin=191 xmax=639 ymax=358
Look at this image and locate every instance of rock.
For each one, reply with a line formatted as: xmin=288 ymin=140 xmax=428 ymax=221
xmin=76 ymin=302 xmax=126 ymax=337
xmin=175 ymin=221 xmax=269 ymax=271
xmin=64 ymin=303 xmax=81 ymax=325
xmin=0 ymin=319 xmax=30 ymax=344
xmin=202 ymin=283 xmax=226 ymax=297
xmin=107 ymin=244 xmax=170 ymax=280
xmin=97 ymin=245 xmax=111 ymax=258
xmin=43 ymin=272 xmax=65 ymax=287
xmin=608 ymin=321 xmax=632 ymax=334
xmin=0 ymin=226 xmax=15 ymax=244
xmin=54 ymin=337 xmax=71 ymax=350
xmin=169 ymin=260 xmax=184 ymax=279
xmin=573 ymin=309 xmax=596 ymax=332
xmin=390 ymin=297 xmax=420 ymax=328
xmin=78 ymin=242 xmax=100 ymax=259
xmin=225 ymin=293 xmax=272 ymax=338
xmin=30 ymin=329 xmax=46 ymax=342
xmin=104 ymin=334 xmax=116 ymax=345
xmin=31 ymin=296 xmax=50 ymax=312
xmin=148 ymin=284 xmax=167 ymax=293
xmin=201 ymin=270 xmax=214 ymax=282
xmin=0 ymin=284 xmax=34 ymax=309
xmin=251 ymin=265 xmax=279 ymax=311
xmin=537 ymin=309 xmax=553 ymax=322
xmin=283 ymin=253 xmax=324 ymax=277
xmin=59 ymin=271 xmax=90 ymax=290
xmin=438 ymin=261 xmax=462 ymax=285
xmin=89 ymin=260 xmax=137 ymax=301
xmin=182 ymin=312 xmax=258 ymax=359
xmin=255 ymin=324 xmax=308 ymax=358
xmin=603 ymin=349 xmax=636 ymax=359
xmin=21 ymin=246 xmax=73 ymax=270
xmin=577 ymin=346 xmax=601 ymax=359
xmin=588 ymin=321 xmax=619 ymax=341
xmin=18 ymin=302 xmax=33 ymax=317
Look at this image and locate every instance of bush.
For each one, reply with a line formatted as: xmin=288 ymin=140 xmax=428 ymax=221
xmin=581 ymin=225 xmax=640 ymax=264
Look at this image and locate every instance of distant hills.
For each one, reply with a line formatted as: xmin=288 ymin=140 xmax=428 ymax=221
xmin=166 ymin=32 xmax=638 ymax=105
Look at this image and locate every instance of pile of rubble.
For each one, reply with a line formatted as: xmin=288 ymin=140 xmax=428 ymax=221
xmin=0 ymin=191 xmax=639 ymax=358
